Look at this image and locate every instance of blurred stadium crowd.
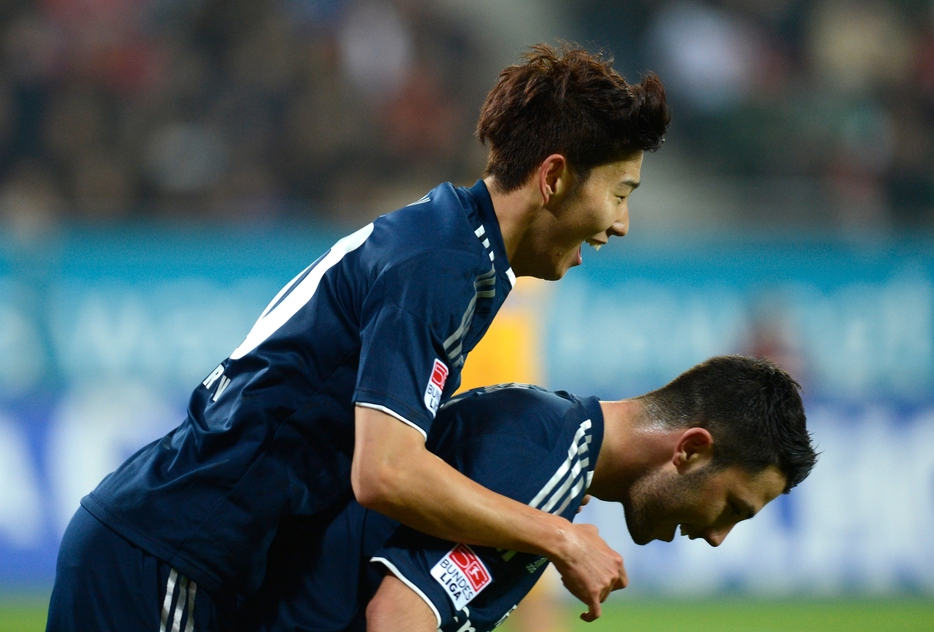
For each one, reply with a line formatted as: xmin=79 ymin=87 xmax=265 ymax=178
xmin=0 ymin=0 xmax=933 ymax=233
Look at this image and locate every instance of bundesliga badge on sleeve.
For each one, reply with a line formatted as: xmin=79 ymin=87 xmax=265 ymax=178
xmin=423 ymin=358 xmax=449 ymax=416
xmin=430 ymin=544 xmax=492 ymax=611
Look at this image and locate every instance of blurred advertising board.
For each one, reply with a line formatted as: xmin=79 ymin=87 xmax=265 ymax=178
xmin=1 ymin=228 xmax=932 ymax=594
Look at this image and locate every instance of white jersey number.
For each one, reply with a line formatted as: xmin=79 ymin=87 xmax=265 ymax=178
xmin=230 ymin=224 xmax=374 ymax=360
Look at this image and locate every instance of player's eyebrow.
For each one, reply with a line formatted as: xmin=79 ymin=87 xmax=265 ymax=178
xmin=619 ymin=178 xmax=640 ymax=191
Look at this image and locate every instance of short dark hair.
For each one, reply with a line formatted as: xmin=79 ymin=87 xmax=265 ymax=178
xmin=476 ymin=43 xmax=671 ymax=193
xmin=639 ymin=356 xmax=818 ymax=492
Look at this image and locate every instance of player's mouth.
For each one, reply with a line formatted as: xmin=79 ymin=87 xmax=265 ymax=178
xmin=585 ymin=238 xmax=605 ymax=251
xmin=575 ymin=238 xmax=606 ymax=266
xmin=680 ymin=525 xmax=702 ymax=540
xmin=667 ymin=526 xmax=678 ymax=542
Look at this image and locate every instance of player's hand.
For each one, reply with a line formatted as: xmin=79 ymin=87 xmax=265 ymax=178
xmin=576 ymin=494 xmax=592 ymax=513
xmin=550 ymin=522 xmax=627 ymax=622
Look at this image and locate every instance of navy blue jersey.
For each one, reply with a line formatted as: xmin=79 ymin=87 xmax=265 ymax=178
xmin=80 ymin=180 xmax=515 ymax=599
xmin=376 ymin=385 xmax=604 ymax=631
xmin=248 ymin=385 xmax=605 ymax=632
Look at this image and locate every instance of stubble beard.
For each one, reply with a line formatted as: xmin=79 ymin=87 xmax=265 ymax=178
xmin=622 ymin=467 xmax=707 ymax=545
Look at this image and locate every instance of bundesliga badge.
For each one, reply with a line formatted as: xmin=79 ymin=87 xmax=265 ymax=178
xmin=423 ymin=358 xmax=448 ymax=416
xmin=430 ymin=544 xmax=492 ymax=610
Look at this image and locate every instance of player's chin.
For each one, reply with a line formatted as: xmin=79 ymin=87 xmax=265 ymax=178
xmin=553 ymin=250 xmax=581 ymax=279
xmin=649 ymin=525 xmax=678 ymax=544
xmin=527 ymin=260 xmax=563 ymax=281
xmin=545 ymin=263 xmax=571 ymax=281
xmin=628 ymin=526 xmax=657 ymax=546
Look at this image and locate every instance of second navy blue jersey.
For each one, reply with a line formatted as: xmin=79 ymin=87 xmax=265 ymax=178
xmin=81 ymin=180 xmax=515 ymax=599
xmin=247 ymin=385 xmax=605 ymax=632
xmin=376 ymin=385 xmax=605 ymax=631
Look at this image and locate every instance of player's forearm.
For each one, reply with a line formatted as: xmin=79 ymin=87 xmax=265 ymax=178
xmin=362 ymin=446 xmax=571 ymax=556
xmin=351 ymin=405 xmax=572 ymax=559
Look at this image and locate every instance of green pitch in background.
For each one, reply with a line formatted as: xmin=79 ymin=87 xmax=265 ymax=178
xmin=503 ymin=599 xmax=934 ymax=632
xmin=3 ymin=596 xmax=933 ymax=632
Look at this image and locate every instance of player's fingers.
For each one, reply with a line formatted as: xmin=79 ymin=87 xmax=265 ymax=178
xmin=614 ymin=564 xmax=629 ymax=591
xmin=608 ymin=551 xmax=625 ymax=590
xmin=594 ymin=577 xmax=615 ymax=607
xmin=580 ymin=600 xmax=601 ymax=622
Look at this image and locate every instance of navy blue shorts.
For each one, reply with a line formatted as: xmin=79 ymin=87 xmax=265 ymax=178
xmin=47 ymin=506 xmax=228 ymax=632
xmin=242 ymin=501 xmax=394 ymax=632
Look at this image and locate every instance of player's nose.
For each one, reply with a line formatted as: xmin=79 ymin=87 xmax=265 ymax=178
xmin=609 ymin=202 xmax=629 ymax=237
xmin=703 ymin=524 xmax=735 ymax=547
xmin=608 ymin=221 xmax=627 ymax=237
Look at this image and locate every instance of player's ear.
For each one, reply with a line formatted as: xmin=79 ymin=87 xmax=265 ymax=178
xmin=672 ymin=427 xmax=714 ymax=474
xmin=538 ymin=154 xmax=571 ymax=206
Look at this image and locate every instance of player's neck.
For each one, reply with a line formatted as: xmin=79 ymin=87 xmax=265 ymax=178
xmin=589 ymin=400 xmax=679 ymax=502
xmin=484 ymin=175 xmax=547 ymax=274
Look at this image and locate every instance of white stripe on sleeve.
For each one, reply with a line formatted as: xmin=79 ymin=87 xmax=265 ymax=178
xmin=528 ymin=420 xmax=593 ymax=516
xmin=356 ymin=403 xmax=428 ymax=440
xmin=528 ymin=421 xmax=591 ymax=509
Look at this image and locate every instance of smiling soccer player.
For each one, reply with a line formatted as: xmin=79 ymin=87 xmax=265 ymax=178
xmin=47 ymin=44 xmax=671 ymax=631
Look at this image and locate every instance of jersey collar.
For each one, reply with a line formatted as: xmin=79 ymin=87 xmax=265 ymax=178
xmin=466 ymin=180 xmax=515 ymax=288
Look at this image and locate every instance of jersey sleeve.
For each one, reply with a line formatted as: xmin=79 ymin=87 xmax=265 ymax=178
xmin=352 ymin=251 xmax=478 ymax=437
xmin=372 ymin=535 xmax=546 ymax=632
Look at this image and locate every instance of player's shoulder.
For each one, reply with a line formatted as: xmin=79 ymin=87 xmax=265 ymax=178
xmin=357 ymin=182 xmax=505 ymax=295
xmin=371 ymin=183 xmax=476 ymax=254
xmin=444 ymin=383 xmax=564 ymax=409
xmin=459 ymin=383 xmax=588 ymax=410
xmin=439 ymin=384 xmax=591 ymax=440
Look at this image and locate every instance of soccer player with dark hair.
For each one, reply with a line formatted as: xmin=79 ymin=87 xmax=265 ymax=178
xmin=47 ymin=44 xmax=671 ymax=630
xmin=476 ymin=44 xmax=669 ymax=281
xmin=240 ymin=356 xmax=817 ymax=632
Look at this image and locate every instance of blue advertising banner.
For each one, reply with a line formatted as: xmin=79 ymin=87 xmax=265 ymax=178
xmin=544 ymin=236 xmax=934 ymax=401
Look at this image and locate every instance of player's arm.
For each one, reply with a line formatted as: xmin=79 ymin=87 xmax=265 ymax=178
xmin=366 ymin=574 xmax=436 ymax=632
xmin=352 ymin=406 xmax=627 ymax=621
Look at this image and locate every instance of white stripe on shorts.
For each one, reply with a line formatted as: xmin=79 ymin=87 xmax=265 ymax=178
xmin=172 ymin=577 xmax=188 ymax=632
xmin=160 ymin=568 xmax=197 ymax=632
xmin=160 ymin=569 xmax=177 ymax=632
xmin=184 ymin=581 xmax=197 ymax=632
